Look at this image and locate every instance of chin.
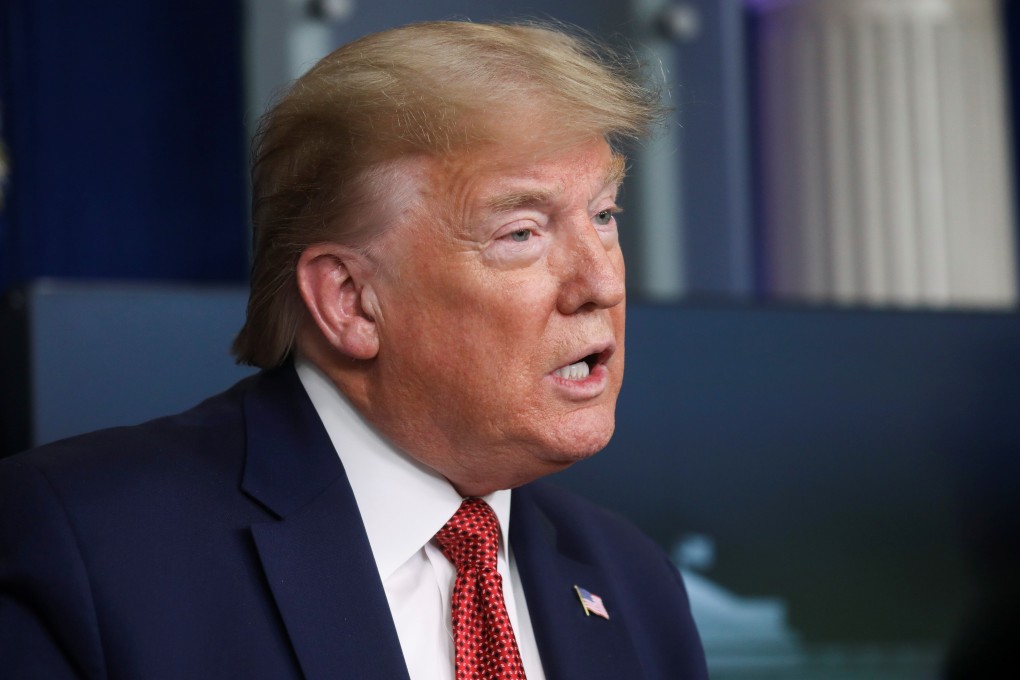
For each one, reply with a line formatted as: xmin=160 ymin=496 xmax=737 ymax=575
xmin=543 ymin=416 xmax=616 ymax=465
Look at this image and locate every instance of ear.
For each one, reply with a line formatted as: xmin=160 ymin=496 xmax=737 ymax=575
xmin=296 ymin=243 xmax=380 ymax=360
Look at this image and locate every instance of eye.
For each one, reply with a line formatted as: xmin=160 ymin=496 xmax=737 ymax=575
xmin=594 ymin=209 xmax=616 ymax=226
xmin=508 ymin=229 xmax=532 ymax=242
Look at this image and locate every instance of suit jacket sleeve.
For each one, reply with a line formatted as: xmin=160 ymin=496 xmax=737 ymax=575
xmin=0 ymin=459 xmax=105 ymax=679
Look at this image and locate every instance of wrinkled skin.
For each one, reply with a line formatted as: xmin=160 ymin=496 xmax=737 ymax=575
xmin=324 ymin=138 xmax=628 ymax=496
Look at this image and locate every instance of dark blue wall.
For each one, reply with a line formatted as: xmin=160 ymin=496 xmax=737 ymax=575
xmin=0 ymin=0 xmax=248 ymax=291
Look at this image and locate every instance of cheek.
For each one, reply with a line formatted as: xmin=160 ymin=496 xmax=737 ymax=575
xmin=425 ymin=307 xmax=549 ymax=416
xmin=613 ymin=303 xmax=626 ymax=360
xmin=381 ymin=256 xmax=563 ymax=384
xmin=451 ymin=273 xmax=557 ymax=338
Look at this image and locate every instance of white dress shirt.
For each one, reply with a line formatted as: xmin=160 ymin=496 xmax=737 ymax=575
xmin=296 ymin=357 xmax=547 ymax=680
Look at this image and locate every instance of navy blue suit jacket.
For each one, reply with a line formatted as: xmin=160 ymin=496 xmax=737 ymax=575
xmin=0 ymin=366 xmax=707 ymax=679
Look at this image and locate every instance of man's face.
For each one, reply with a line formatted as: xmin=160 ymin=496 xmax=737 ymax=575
xmin=365 ymin=138 xmax=626 ymax=493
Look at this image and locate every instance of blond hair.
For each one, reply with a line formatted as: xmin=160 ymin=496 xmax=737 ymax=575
xmin=232 ymin=20 xmax=662 ymax=368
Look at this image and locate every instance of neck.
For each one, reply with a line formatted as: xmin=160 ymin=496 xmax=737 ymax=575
xmin=299 ymin=342 xmax=563 ymax=497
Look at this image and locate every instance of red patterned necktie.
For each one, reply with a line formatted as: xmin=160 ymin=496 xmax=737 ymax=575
xmin=434 ymin=498 xmax=527 ymax=680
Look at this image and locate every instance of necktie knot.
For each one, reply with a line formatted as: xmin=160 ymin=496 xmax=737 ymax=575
xmin=435 ymin=497 xmax=500 ymax=573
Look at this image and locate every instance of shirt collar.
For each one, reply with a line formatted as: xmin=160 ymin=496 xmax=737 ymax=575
xmin=294 ymin=356 xmax=512 ymax=580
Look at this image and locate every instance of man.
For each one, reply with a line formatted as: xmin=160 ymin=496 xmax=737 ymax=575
xmin=0 ymin=21 xmax=707 ymax=679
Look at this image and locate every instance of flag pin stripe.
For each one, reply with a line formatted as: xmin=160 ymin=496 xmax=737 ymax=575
xmin=573 ymin=585 xmax=610 ymax=620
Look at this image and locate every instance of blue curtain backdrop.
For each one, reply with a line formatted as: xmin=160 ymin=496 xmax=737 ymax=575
xmin=0 ymin=0 xmax=248 ymax=292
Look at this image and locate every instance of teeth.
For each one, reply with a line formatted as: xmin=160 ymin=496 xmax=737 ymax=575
xmin=554 ymin=360 xmax=590 ymax=380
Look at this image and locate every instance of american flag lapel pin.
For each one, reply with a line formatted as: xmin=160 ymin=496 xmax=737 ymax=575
xmin=573 ymin=585 xmax=610 ymax=620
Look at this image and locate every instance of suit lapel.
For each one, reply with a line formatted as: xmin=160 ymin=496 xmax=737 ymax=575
xmin=241 ymin=367 xmax=410 ymax=680
xmin=510 ymin=487 xmax=643 ymax=680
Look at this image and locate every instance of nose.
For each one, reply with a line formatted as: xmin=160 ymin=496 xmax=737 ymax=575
xmin=556 ymin=219 xmax=626 ymax=314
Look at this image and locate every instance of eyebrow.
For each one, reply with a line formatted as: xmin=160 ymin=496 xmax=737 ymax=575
xmin=484 ymin=153 xmax=628 ymax=214
xmin=486 ymin=188 xmax=557 ymax=214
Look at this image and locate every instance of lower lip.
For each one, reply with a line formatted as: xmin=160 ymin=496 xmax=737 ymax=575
xmin=547 ymin=363 xmax=610 ymax=399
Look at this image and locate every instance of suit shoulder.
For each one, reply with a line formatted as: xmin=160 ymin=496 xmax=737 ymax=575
xmin=517 ymin=481 xmax=655 ymax=538
xmin=1 ymin=372 xmax=260 ymax=492
xmin=514 ymin=481 xmax=672 ymax=566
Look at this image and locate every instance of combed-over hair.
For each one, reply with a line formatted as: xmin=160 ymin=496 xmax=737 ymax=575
xmin=232 ymin=20 xmax=663 ymax=368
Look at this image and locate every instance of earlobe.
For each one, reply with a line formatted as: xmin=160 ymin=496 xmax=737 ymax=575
xmin=296 ymin=245 xmax=380 ymax=360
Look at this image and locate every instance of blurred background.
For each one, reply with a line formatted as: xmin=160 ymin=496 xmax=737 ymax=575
xmin=2 ymin=0 xmax=1020 ymax=677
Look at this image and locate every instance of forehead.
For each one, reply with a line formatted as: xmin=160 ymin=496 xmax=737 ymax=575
xmin=428 ymin=138 xmax=623 ymax=211
xmin=485 ymin=151 xmax=625 ymax=210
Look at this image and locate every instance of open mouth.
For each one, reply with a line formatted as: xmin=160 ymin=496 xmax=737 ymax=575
xmin=552 ymin=348 xmax=611 ymax=381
